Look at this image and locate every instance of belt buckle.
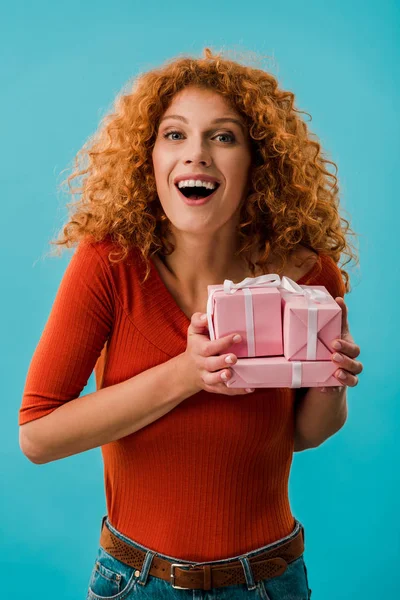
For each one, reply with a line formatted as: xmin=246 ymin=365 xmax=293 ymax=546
xmin=170 ymin=563 xmax=196 ymax=589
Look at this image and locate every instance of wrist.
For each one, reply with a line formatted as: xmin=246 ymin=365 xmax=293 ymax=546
xmin=171 ymin=353 xmax=202 ymax=398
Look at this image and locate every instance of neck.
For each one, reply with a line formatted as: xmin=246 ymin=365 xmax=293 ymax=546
xmin=159 ymin=231 xmax=251 ymax=301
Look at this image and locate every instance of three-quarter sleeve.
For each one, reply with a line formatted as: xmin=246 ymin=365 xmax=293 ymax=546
xmin=18 ymin=241 xmax=115 ymax=426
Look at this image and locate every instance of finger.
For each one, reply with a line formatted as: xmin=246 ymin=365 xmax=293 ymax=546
xmin=331 ymin=338 xmax=361 ymax=359
xmin=204 ymin=353 xmax=238 ymax=373
xmin=335 ymin=297 xmax=349 ymax=336
xmin=221 ymin=386 xmax=256 ymax=395
xmin=203 ymin=379 xmax=255 ymax=395
xmin=202 ymin=367 xmax=236 ymax=386
xmin=334 ymin=369 xmax=359 ymax=387
xmin=188 ymin=312 xmax=210 ymax=335
xmin=188 ymin=316 xmax=243 ymax=358
xmin=202 ymin=333 xmax=243 ymax=357
xmin=211 ymin=383 xmax=254 ymax=396
xmin=331 ymin=353 xmax=363 ymax=375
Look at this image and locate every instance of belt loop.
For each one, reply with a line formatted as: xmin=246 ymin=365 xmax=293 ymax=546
xmin=136 ymin=550 xmax=156 ymax=586
xmin=100 ymin=515 xmax=107 ymax=534
xmin=301 ymin=524 xmax=306 ymax=549
xmin=203 ymin=565 xmax=212 ymax=591
xmin=239 ymin=557 xmax=256 ymax=591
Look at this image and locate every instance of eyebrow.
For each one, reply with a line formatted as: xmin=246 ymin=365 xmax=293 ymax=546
xmin=159 ymin=114 xmax=245 ymax=132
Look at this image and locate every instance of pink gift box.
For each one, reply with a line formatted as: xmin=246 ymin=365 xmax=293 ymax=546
xmin=281 ymin=285 xmax=342 ymax=361
xmin=225 ymin=356 xmax=344 ymax=388
xmin=207 ymin=285 xmax=283 ymax=358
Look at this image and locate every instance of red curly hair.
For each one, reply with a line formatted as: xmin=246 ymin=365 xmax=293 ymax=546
xmin=50 ymin=47 xmax=358 ymax=292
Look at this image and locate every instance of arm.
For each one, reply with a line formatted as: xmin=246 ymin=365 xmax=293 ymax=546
xmin=19 ymin=240 xmax=201 ymax=464
xmin=20 ymin=353 xmax=193 ymax=464
xmin=293 ymin=386 xmax=348 ymax=452
xmin=293 ymin=297 xmax=362 ymax=452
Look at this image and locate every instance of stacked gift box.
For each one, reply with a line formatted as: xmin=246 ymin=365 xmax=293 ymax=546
xmin=206 ymin=274 xmax=343 ymax=389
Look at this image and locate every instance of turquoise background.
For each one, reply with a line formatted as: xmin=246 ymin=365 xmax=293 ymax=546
xmin=3 ymin=0 xmax=398 ymax=597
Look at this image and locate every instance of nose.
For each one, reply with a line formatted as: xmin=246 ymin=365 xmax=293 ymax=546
xmin=183 ymin=138 xmax=211 ymax=166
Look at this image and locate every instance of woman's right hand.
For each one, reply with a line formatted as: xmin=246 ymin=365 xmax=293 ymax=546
xmin=181 ymin=312 xmax=255 ymax=396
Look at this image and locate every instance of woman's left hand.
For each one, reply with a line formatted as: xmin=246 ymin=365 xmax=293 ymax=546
xmin=328 ymin=297 xmax=363 ymax=389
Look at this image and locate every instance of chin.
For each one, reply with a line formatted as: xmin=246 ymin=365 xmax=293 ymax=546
xmin=164 ymin=208 xmax=238 ymax=237
xmin=172 ymin=222 xmax=215 ymax=235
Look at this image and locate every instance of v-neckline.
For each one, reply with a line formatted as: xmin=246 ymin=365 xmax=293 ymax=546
xmin=148 ymin=253 xmax=322 ymax=325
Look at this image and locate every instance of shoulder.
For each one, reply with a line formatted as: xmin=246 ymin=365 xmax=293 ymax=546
xmin=290 ymin=245 xmax=319 ymax=270
xmin=287 ymin=245 xmax=346 ymax=298
xmin=63 ymin=238 xmax=118 ymax=303
xmin=67 ymin=238 xmax=113 ymax=284
xmin=283 ymin=245 xmax=319 ymax=282
xmin=77 ymin=235 xmax=141 ymax=268
xmin=305 ymin=251 xmax=346 ymax=298
xmin=78 ymin=234 xmax=118 ymax=260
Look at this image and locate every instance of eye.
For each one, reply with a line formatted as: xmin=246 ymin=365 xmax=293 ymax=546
xmin=214 ymin=132 xmax=236 ymax=143
xmin=162 ymin=130 xmax=236 ymax=143
xmin=163 ymin=130 xmax=184 ymax=141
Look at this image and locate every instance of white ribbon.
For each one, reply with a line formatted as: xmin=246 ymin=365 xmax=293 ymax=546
xmin=223 ymin=274 xmax=281 ymax=294
xmin=243 ymin=289 xmax=255 ymax=356
xmin=280 ymin=276 xmax=330 ymax=304
xmin=207 ymin=273 xmax=330 ymax=360
xmin=291 ymin=362 xmax=302 ymax=387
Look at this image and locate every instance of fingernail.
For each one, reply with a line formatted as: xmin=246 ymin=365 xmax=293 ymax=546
xmin=337 ymin=370 xmax=346 ymax=379
xmin=233 ymin=334 xmax=242 ymax=343
xmin=221 ymin=371 xmax=229 ymax=381
xmin=245 ymin=388 xmax=255 ymax=393
xmin=200 ymin=314 xmax=207 ymax=321
xmin=333 ymin=353 xmax=343 ymax=362
xmin=225 ymin=355 xmax=233 ymax=364
xmin=332 ymin=341 xmax=342 ymax=350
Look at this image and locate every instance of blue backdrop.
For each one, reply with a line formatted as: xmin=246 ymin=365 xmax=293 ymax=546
xmin=3 ymin=0 xmax=398 ymax=597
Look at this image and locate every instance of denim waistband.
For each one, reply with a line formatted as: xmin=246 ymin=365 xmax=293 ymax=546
xmin=100 ymin=515 xmax=304 ymax=567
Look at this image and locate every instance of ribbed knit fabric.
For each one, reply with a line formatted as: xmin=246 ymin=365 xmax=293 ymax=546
xmin=19 ymin=236 xmax=346 ymax=561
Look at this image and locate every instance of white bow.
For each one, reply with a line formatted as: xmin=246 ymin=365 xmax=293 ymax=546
xmin=223 ymin=274 xmax=281 ymax=294
xmin=224 ymin=273 xmax=329 ymax=302
xmin=279 ymin=276 xmax=330 ymax=304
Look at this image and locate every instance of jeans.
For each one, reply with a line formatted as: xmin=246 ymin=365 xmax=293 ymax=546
xmin=86 ymin=516 xmax=312 ymax=599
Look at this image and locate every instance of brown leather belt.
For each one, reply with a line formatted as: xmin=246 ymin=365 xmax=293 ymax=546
xmin=99 ymin=521 xmax=305 ymax=591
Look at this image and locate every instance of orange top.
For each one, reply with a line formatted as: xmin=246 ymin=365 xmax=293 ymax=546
xmin=19 ymin=237 xmax=346 ymax=561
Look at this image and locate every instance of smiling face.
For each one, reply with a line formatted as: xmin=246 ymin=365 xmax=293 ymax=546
xmin=152 ymin=86 xmax=252 ymax=237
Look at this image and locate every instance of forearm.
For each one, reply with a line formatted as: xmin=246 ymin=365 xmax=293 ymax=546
xmin=294 ymin=386 xmax=348 ymax=450
xmin=21 ymin=354 xmax=195 ymax=464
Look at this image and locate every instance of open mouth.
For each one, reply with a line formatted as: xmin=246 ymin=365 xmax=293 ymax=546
xmin=175 ymin=183 xmax=220 ymax=200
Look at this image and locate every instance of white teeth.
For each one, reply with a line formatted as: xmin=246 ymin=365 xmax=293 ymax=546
xmin=177 ymin=179 xmax=217 ymax=190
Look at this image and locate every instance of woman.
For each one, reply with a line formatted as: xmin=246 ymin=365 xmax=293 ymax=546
xmin=19 ymin=48 xmax=363 ymax=599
